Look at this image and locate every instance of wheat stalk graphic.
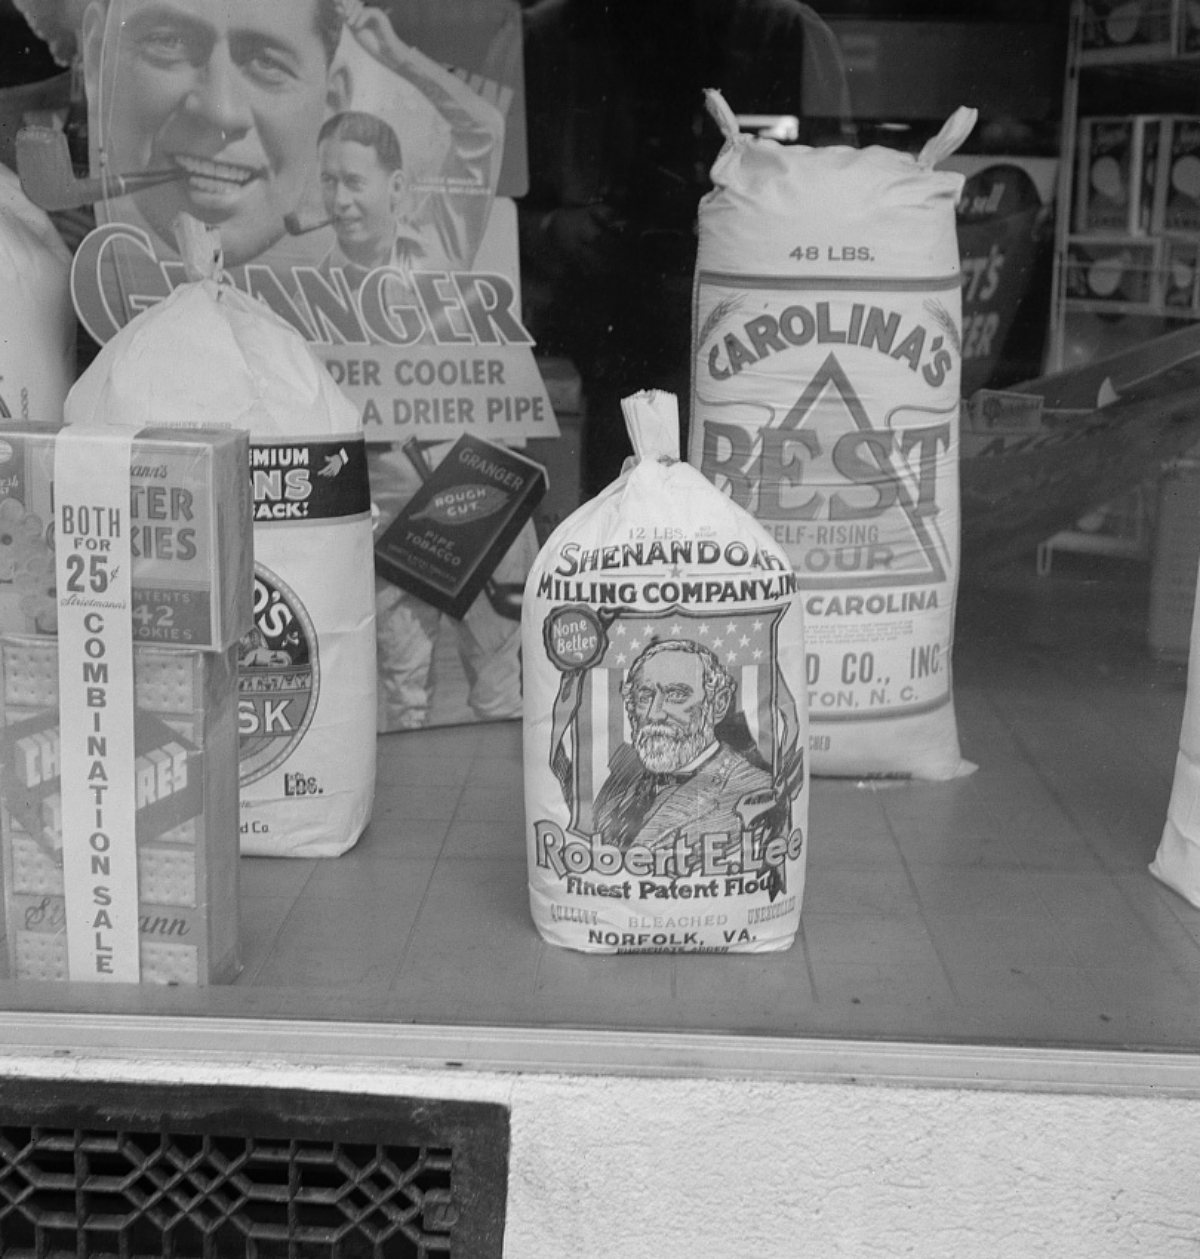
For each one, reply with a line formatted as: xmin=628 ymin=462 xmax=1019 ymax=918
xmin=925 ymin=298 xmax=961 ymax=355
xmin=697 ymin=294 xmax=744 ymax=347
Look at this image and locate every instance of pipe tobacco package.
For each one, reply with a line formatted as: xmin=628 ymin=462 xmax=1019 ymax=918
xmin=374 ymin=434 xmax=547 ymax=618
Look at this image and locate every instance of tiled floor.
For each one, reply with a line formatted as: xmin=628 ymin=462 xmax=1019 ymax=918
xmin=5 ymin=552 xmax=1200 ymax=1052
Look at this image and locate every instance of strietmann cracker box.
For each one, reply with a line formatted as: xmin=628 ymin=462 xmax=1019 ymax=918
xmin=0 ymin=423 xmax=251 ymax=650
xmin=1 ymin=636 xmax=241 ymax=984
xmin=0 ymin=423 xmax=252 ymax=985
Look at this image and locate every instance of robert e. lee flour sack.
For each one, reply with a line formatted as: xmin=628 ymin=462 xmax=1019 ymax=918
xmin=690 ymin=93 xmax=977 ymax=779
xmin=65 ymin=219 xmax=376 ymax=857
xmin=524 ymin=392 xmax=808 ymax=953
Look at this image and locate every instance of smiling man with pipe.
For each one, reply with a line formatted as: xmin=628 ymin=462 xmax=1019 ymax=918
xmin=80 ymin=0 xmax=342 ymax=267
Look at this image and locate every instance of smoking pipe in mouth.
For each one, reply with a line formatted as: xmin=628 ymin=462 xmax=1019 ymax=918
xmin=284 ymin=208 xmax=334 ymax=235
xmin=16 ymin=126 xmax=184 ymax=212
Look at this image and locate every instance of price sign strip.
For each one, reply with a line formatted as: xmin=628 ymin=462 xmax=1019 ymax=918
xmin=54 ymin=426 xmax=139 ymax=982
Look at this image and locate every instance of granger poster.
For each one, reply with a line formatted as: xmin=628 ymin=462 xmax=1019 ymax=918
xmin=61 ymin=0 xmax=556 ymax=732
xmin=69 ymin=0 xmax=554 ymax=447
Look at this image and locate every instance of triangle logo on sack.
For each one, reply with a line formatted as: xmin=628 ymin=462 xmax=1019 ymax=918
xmin=776 ymin=354 xmax=953 ymax=586
xmin=701 ymin=354 xmax=955 ymax=588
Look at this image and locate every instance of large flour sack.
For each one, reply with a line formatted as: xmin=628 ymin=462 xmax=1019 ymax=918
xmin=0 ymin=163 xmax=74 ymax=425
xmin=524 ymin=392 xmax=808 ymax=954
xmin=689 ymin=94 xmax=975 ymax=780
xmin=65 ymin=223 xmax=376 ymax=857
xmin=1152 ymin=561 xmax=1200 ymax=906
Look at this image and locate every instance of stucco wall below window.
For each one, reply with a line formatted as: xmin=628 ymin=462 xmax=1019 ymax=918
xmin=1 ymin=1018 xmax=1198 ymax=1258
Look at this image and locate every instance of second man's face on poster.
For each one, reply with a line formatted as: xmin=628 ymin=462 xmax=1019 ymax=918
xmin=319 ymin=138 xmax=404 ymax=268
xmin=86 ymin=0 xmax=334 ymax=265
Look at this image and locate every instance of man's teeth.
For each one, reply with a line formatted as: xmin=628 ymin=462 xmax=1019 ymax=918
xmin=175 ymin=156 xmax=256 ymax=184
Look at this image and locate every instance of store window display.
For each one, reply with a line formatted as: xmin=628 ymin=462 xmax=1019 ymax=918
xmin=5 ymin=0 xmax=1200 ymax=1067
xmin=517 ymin=0 xmax=851 ymax=494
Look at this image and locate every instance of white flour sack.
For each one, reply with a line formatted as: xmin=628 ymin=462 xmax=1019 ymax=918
xmin=523 ymin=392 xmax=808 ymax=954
xmin=1152 ymin=573 xmax=1200 ymax=907
xmin=0 ymin=163 xmax=74 ymax=425
xmin=64 ymin=219 xmax=376 ymax=857
xmin=690 ymin=93 xmax=977 ymax=780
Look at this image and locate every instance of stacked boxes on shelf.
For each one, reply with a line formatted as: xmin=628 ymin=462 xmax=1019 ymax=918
xmin=0 ymin=425 xmax=252 ymax=986
xmin=1074 ymin=115 xmax=1165 ymax=235
xmin=1069 ymin=3 xmax=1200 ymax=318
xmin=1182 ymin=0 xmax=1200 ymax=53
xmin=1070 ymin=111 xmax=1200 ymax=315
xmin=1160 ymin=115 xmax=1200 ymax=232
xmin=1068 ymin=110 xmax=1200 ymax=315
xmin=1081 ymin=0 xmax=1176 ymax=60
xmin=1065 ymin=234 xmax=1165 ymax=310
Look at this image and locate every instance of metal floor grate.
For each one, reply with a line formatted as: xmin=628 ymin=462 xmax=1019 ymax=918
xmin=0 ymin=1077 xmax=509 ymax=1258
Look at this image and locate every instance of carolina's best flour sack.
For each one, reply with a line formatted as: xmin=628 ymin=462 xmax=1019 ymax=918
xmin=689 ymin=94 xmax=976 ymax=780
xmin=524 ymin=392 xmax=808 ymax=953
xmin=64 ymin=221 xmax=376 ymax=857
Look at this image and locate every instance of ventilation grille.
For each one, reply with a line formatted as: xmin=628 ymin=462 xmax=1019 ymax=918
xmin=0 ymin=1077 xmax=509 ymax=1259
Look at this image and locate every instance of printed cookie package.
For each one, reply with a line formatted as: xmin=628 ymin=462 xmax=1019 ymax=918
xmin=523 ymin=392 xmax=809 ymax=954
xmin=690 ymin=93 xmax=977 ymax=781
xmin=0 ymin=423 xmax=252 ymax=650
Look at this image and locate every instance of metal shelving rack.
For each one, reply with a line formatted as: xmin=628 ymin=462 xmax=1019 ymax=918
xmin=1041 ymin=0 xmax=1200 ymax=571
xmin=1048 ymin=0 xmax=1200 ymax=373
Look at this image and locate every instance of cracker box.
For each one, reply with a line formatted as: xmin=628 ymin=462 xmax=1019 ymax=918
xmin=1158 ymin=116 xmax=1200 ymax=233
xmin=1178 ymin=0 xmax=1200 ymax=55
xmin=0 ymin=424 xmax=252 ymax=650
xmin=0 ymin=636 xmax=240 ymax=984
xmin=1162 ymin=235 xmax=1200 ymax=312
xmin=1075 ymin=116 xmax=1167 ymax=236
xmin=1065 ymin=235 xmax=1163 ymax=310
xmin=1080 ymin=0 xmax=1176 ymax=60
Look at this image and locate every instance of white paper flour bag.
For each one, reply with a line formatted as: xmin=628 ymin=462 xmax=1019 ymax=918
xmin=0 ymin=162 xmax=74 ymax=425
xmin=690 ymin=93 xmax=976 ymax=780
xmin=1152 ymin=562 xmax=1200 ymax=906
xmin=65 ymin=219 xmax=376 ymax=857
xmin=524 ymin=392 xmax=808 ymax=953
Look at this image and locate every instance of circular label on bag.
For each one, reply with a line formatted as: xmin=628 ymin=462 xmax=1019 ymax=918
xmin=544 ymin=604 xmax=607 ymax=670
xmin=237 ymin=563 xmax=319 ymax=784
